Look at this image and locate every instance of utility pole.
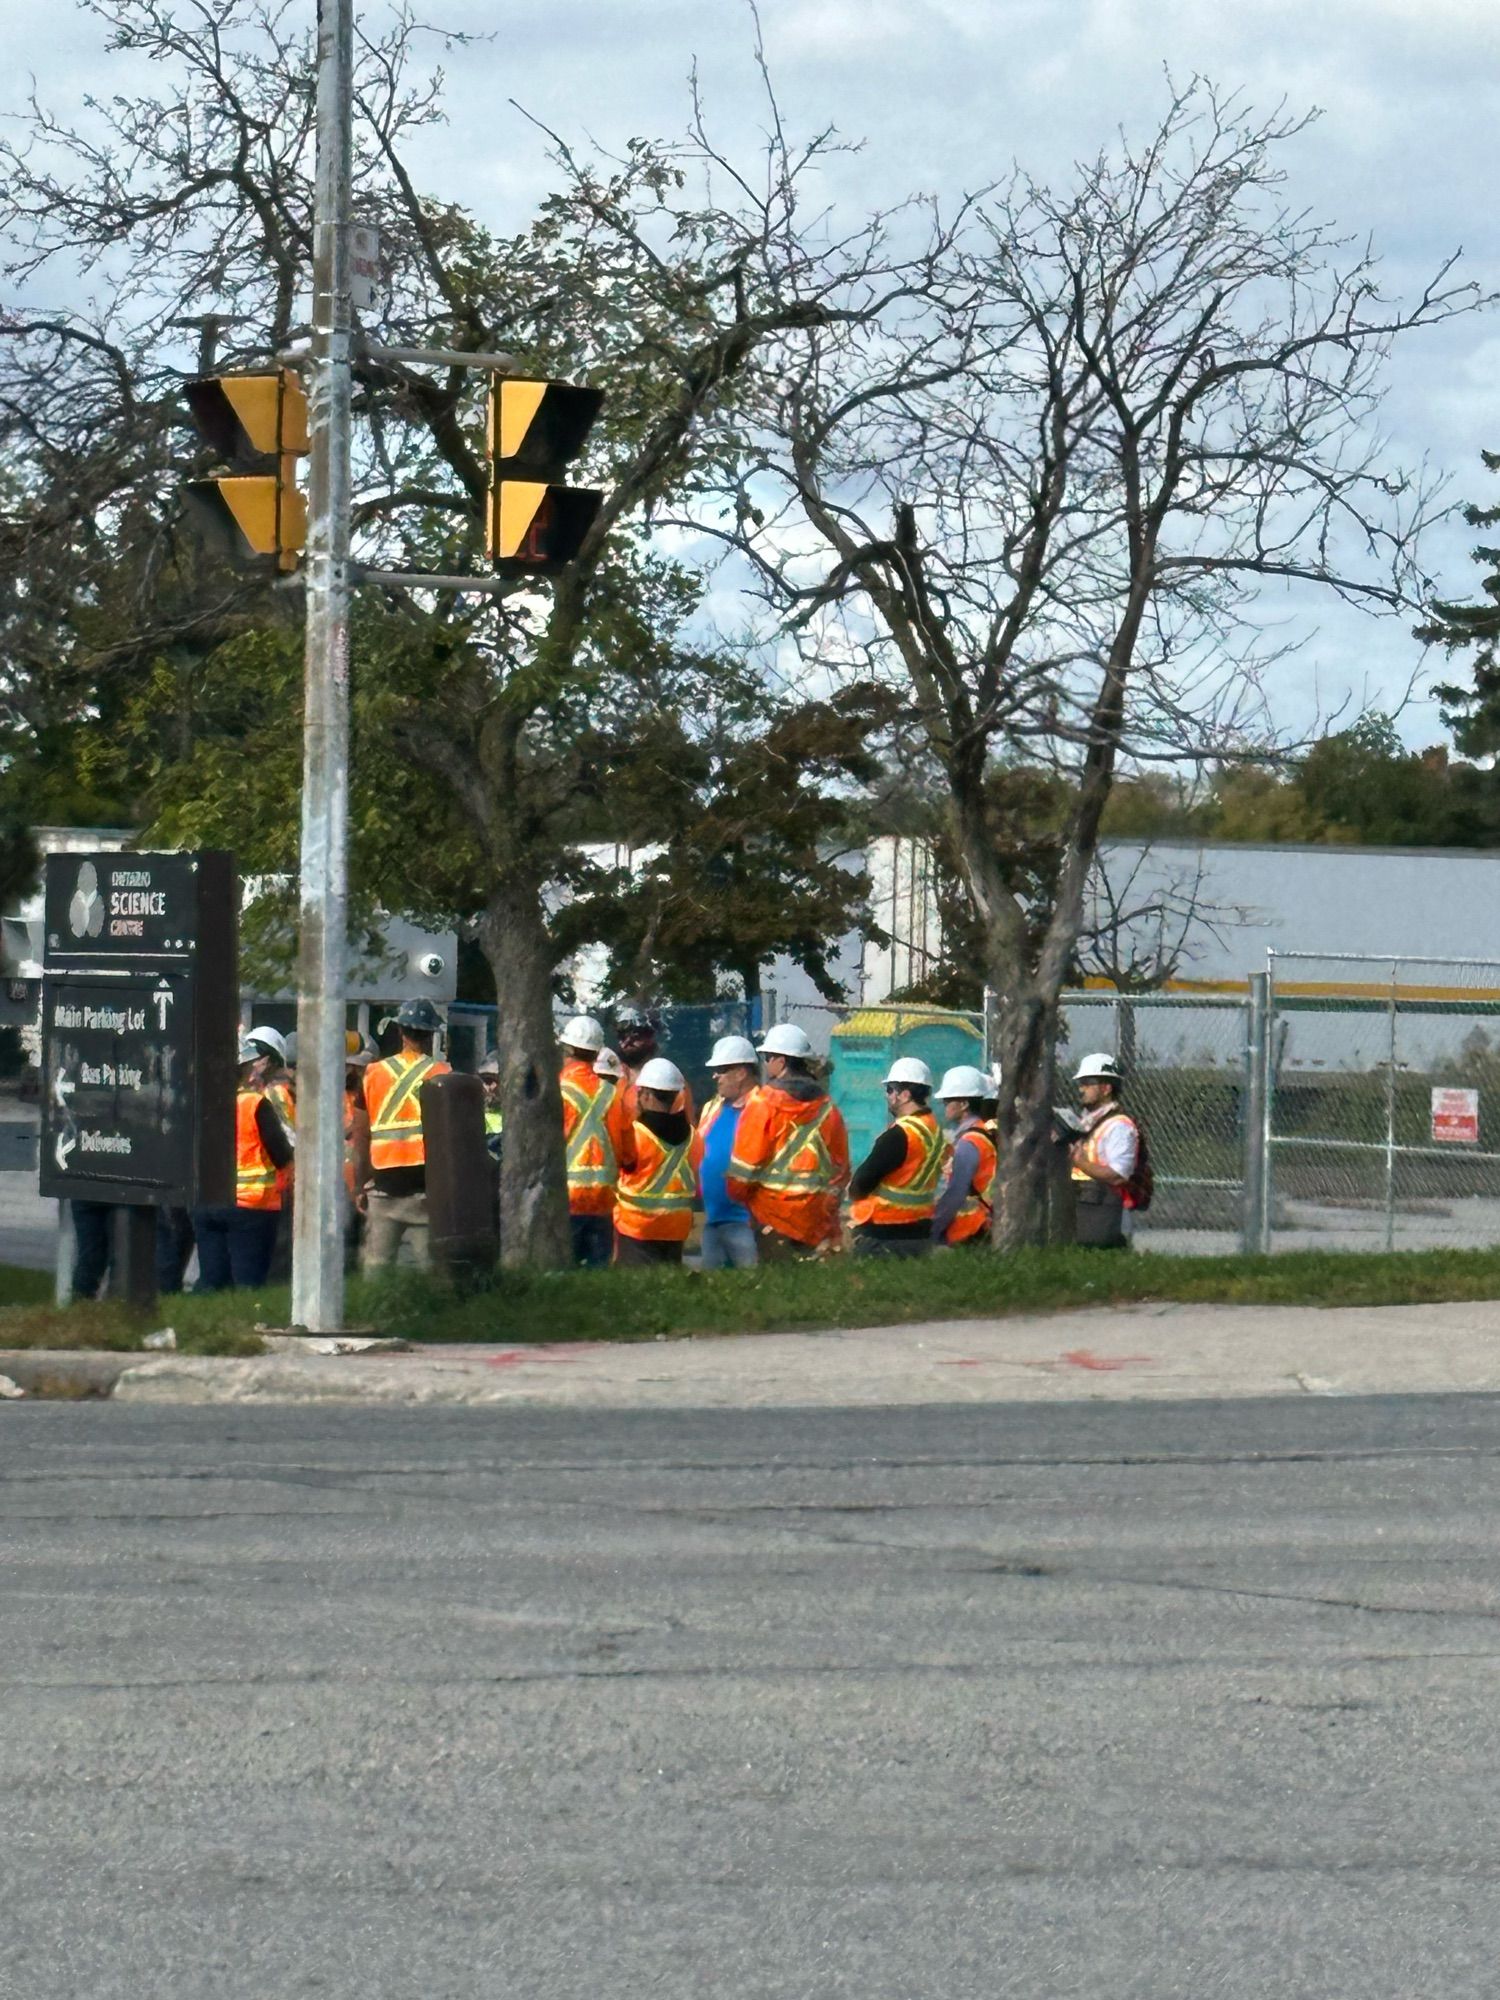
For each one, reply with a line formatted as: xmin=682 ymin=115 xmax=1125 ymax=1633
xmin=291 ymin=0 xmax=355 ymax=1332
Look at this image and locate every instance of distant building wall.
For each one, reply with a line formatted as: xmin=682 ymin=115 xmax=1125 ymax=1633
xmin=1086 ymin=840 xmax=1500 ymax=988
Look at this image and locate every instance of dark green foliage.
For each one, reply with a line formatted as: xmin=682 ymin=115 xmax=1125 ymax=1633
xmin=1420 ymin=449 xmax=1500 ymax=760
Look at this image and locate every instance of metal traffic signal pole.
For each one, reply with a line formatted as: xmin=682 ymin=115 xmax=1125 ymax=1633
xmin=291 ymin=0 xmax=356 ymax=1332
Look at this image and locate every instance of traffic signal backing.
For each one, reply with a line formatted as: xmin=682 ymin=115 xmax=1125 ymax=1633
xmin=183 ymin=370 xmax=309 ymax=573
xmin=486 ymin=379 xmax=604 ymax=573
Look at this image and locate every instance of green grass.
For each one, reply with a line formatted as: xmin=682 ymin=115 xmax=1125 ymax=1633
xmin=3 ymin=1243 xmax=1499 ymax=1352
xmin=0 ymin=1264 xmax=60 ymax=1309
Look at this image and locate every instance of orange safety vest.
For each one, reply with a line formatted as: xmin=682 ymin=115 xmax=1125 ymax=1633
xmin=726 ymin=1085 xmax=849 ymax=1247
xmin=265 ymin=1073 xmax=295 ymax=1195
xmin=235 ymin=1088 xmax=281 ymax=1212
xmin=850 ymin=1111 xmax=946 ymax=1228
xmin=614 ymin=1122 xmax=703 ymax=1243
xmin=561 ymin=1060 xmax=632 ymax=1217
xmin=943 ymin=1125 xmax=996 ymax=1244
xmin=365 ymin=1051 xmax=447 ymax=1171
xmin=1070 ymin=1108 xmax=1138 ymax=1184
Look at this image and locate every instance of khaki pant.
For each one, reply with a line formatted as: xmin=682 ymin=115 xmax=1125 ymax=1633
xmin=361 ymin=1189 xmax=431 ymax=1273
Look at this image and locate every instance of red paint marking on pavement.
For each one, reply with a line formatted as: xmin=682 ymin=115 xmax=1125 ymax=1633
xmin=485 ymin=1347 xmax=593 ymax=1368
xmin=1058 ymin=1349 xmax=1154 ymax=1372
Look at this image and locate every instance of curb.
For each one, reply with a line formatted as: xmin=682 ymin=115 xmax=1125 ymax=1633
xmin=0 ymin=1350 xmax=143 ymax=1398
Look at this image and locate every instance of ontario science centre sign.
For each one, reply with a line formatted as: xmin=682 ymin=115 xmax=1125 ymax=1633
xmin=39 ymin=851 xmax=238 ymax=1208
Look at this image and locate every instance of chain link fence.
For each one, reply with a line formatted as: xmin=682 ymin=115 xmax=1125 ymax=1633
xmin=1059 ymin=991 xmax=1253 ymax=1254
xmin=448 ymin=958 xmax=1500 ymax=1259
xmin=1262 ymin=952 xmax=1500 ymax=1253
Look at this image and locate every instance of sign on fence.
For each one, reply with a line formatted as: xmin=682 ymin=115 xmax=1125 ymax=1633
xmin=38 ymin=851 xmax=238 ymax=1207
xmin=1431 ymin=1086 xmax=1480 ymax=1146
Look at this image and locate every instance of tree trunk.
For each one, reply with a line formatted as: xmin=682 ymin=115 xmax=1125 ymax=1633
xmin=479 ymin=880 xmax=571 ymax=1269
xmin=989 ymin=985 xmax=1061 ymax=1249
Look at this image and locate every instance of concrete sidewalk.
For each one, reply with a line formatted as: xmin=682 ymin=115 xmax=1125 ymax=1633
xmin=43 ymin=1294 xmax=1496 ymax=1406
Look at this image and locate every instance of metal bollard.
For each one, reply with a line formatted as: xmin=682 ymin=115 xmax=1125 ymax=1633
xmin=421 ymin=1072 xmax=498 ymax=1278
xmin=109 ymin=1204 xmax=159 ymax=1310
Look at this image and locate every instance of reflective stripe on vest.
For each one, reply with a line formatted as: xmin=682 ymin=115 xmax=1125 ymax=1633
xmin=620 ymin=1127 xmax=695 ymax=1213
xmin=756 ymin=1100 xmax=838 ymax=1194
xmin=877 ymin=1114 xmax=945 ymax=1211
xmin=562 ymin=1075 xmax=617 ymax=1188
xmin=235 ymin=1089 xmax=280 ymax=1210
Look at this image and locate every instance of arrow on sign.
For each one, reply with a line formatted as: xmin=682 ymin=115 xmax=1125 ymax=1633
xmin=52 ymin=1070 xmax=75 ymax=1109
xmin=153 ymin=984 xmax=175 ymax=1032
xmin=54 ymin=1130 xmax=76 ymax=1171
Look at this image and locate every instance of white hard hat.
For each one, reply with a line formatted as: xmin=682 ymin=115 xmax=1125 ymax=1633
xmin=245 ymin=1024 xmax=287 ymax=1062
xmin=594 ymin=1046 xmax=624 ymax=1080
xmin=885 ymin=1056 xmax=933 ymax=1089
xmin=708 ymin=1035 xmax=759 ymax=1069
xmin=635 ymin=1057 xmax=685 ymax=1095
xmin=560 ymin=1014 xmax=605 ymax=1054
xmin=1073 ymin=1051 xmax=1123 ymax=1083
xmin=237 ymin=1038 xmax=264 ymax=1066
xmin=757 ymin=1023 xmax=814 ymax=1060
xmin=936 ymin=1064 xmax=990 ymax=1101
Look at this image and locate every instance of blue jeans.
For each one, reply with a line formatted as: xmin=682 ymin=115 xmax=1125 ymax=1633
xmin=192 ymin=1206 xmax=279 ymax=1290
xmin=570 ymin=1212 xmax=613 ymax=1268
xmin=699 ymin=1220 xmax=758 ymax=1270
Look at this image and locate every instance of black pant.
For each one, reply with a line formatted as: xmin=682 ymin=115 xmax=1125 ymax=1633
xmin=192 ymin=1206 xmax=279 ymax=1290
xmin=570 ymin=1213 xmax=613 ymax=1268
xmin=1074 ymin=1183 xmax=1129 ymax=1249
xmin=71 ymin=1200 xmax=115 ymax=1299
xmin=613 ymin=1232 xmax=683 ymax=1267
xmin=156 ymin=1207 xmax=196 ymax=1294
xmin=852 ymin=1225 xmax=932 ymax=1259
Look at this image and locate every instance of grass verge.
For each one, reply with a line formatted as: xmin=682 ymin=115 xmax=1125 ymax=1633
xmin=2 ymin=1243 xmax=1499 ymax=1352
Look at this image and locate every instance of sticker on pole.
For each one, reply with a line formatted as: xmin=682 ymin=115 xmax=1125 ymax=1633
xmin=1431 ymin=1087 xmax=1480 ymax=1145
xmin=350 ymin=227 xmax=382 ymax=313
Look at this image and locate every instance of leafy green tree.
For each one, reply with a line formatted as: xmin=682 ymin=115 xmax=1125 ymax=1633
xmin=0 ymin=0 xmax=904 ymax=1261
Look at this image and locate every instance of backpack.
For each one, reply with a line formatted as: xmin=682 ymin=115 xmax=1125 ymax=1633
xmin=1122 ymin=1116 xmax=1153 ymax=1213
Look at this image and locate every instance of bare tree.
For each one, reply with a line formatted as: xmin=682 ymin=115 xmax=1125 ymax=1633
xmin=1079 ymin=844 xmax=1257 ymax=992
xmin=728 ymin=81 xmax=1485 ymax=1243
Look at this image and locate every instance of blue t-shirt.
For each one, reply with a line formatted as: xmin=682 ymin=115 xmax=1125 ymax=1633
xmin=699 ymin=1099 xmax=751 ymax=1226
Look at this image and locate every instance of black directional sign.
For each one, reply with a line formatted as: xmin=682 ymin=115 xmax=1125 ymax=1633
xmin=39 ymin=851 xmax=238 ymax=1207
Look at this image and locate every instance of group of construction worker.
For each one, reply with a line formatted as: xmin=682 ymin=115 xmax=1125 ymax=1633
xmin=555 ymin=1013 xmax=1143 ymax=1265
xmin=210 ymin=996 xmax=452 ymax=1290
xmin=177 ymin=1002 xmax=1142 ymax=1296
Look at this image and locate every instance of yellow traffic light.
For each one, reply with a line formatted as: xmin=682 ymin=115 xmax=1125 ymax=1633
xmin=183 ymin=370 xmax=309 ymax=573
xmin=485 ymin=378 xmax=604 ymax=572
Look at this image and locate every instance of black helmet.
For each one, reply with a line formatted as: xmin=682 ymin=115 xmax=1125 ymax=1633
xmin=395 ymin=997 xmax=443 ymax=1032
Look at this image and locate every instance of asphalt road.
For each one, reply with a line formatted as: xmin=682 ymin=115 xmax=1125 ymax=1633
xmin=7 ymin=1396 xmax=1500 ymax=1999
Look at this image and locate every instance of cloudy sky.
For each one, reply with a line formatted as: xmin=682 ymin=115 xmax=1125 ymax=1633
xmin=11 ymin=0 xmax=1500 ymax=745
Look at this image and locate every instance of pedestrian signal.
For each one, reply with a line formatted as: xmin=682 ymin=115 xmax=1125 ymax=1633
xmin=183 ymin=370 xmax=309 ymax=574
xmin=485 ymin=378 xmax=604 ymax=573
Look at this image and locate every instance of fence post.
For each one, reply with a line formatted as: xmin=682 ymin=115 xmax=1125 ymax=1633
xmin=1383 ymin=960 xmax=1399 ymax=1253
xmin=1244 ymin=972 xmax=1271 ymax=1256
